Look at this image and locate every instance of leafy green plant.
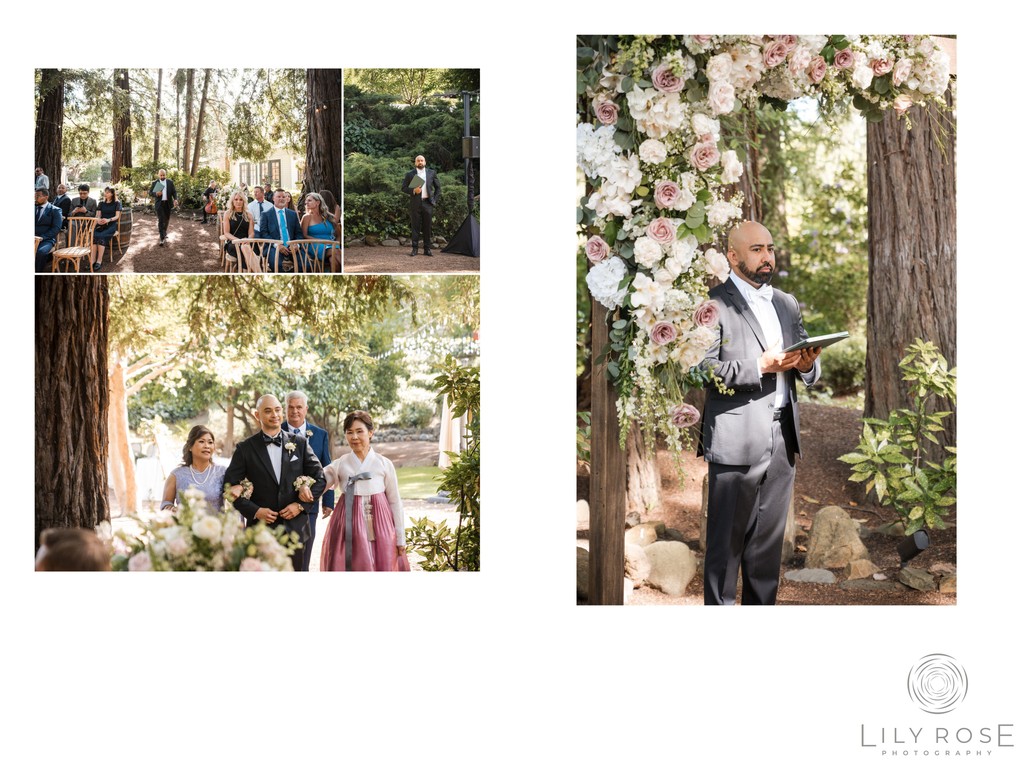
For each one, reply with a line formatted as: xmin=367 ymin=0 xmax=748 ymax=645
xmin=406 ymin=355 xmax=479 ymax=570
xmin=577 ymin=411 xmax=591 ymax=465
xmin=840 ymin=339 xmax=956 ymax=534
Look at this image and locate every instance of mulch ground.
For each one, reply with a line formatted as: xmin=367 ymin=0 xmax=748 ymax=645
xmin=578 ymin=401 xmax=956 ymax=606
xmin=343 ymin=244 xmax=480 ymax=273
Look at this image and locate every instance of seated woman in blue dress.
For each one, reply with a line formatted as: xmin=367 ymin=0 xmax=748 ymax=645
xmin=161 ymin=426 xmax=228 ymax=512
xmin=299 ymin=192 xmax=339 ymax=272
xmin=91 ymin=186 xmax=121 ymax=272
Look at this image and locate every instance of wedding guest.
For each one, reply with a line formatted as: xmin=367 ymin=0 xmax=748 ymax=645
xmin=263 ymin=183 xmax=274 ymax=202
xmin=69 ymin=184 xmax=97 ymax=219
xmin=319 ymin=411 xmax=409 ymax=572
xmin=161 ymin=425 xmax=228 ymax=512
xmin=35 ymin=188 xmax=63 ymax=272
xmin=259 ymin=189 xmax=302 ymax=272
xmin=35 ymin=167 xmax=50 ymax=192
xmin=299 ymin=192 xmax=337 ymax=270
xmin=202 ymin=180 xmax=218 ymax=224
xmin=90 ymin=187 xmax=121 ymax=272
xmin=36 ymin=528 xmax=111 ymax=571
xmin=248 ymin=185 xmax=270 ymax=237
xmin=284 ymin=390 xmax=335 ymax=571
xmin=319 ymin=189 xmax=342 ymax=272
xmin=53 ymin=184 xmax=71 ymax=230
xmin=284 ymin=190 xmax=297 ymax=214
xmin=150 ymin=169 xmax=179 ymax=246
xmin=223 ymin=190 xmax=256 ymax=271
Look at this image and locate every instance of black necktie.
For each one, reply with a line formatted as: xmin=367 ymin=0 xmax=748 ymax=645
xmin=262 ymin=433 xmax=283 ymax=447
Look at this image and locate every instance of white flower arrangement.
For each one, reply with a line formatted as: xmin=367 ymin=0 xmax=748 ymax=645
xmin=293 ymin=475 xmax=315 ymax=491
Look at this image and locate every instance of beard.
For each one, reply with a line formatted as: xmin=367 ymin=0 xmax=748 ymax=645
xmin=738 ymin=260 xmax=774 ymax=286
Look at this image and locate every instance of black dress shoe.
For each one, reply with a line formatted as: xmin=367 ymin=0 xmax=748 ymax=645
xmin=408 ymin=249 xmax=417 ymax=257
xmin=424 ymin=250 xmax=434 ymax=257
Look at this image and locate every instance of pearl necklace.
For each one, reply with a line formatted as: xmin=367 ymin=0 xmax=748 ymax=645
xmin=189 ymin=462 xmax=213 ymax=486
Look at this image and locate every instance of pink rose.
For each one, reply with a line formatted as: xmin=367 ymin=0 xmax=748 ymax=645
xmin=692 ymin=299 xmax=720 ymax=328
xmin=893 ymin=94 xmax=914 ymax=117
xmin=788 ymin=47 xmax=811 ymax=76
xmin=593 ymin=96 xmax=619 ymax=126
xmin=692 ymin=35 xmax=712 ymax=45
xmin=763 ymin=41 xmax=789 ymax=68
xmin=808 ymin=56 xmax=828 ymax=84
xmin=651 ymin=321 xmax=678 ymax=346
xmin=671 ymin=403 xmax=701 ymax=428
xmin=585 ymin=235 xmax=610 ymax=263
xmin=892 ymin=58 xmax=913 ymax=87
xmin=239 ymin=557 xmax=263 ymax=572
xmin=871 ymin=58 xmax=893 ymax=76
xmin=689 ymin=140 xmax=721 ymax=172
xmin=652 ymin=63 xmax=685 ymax=93
xmin=833 ymin=48 xmax=855 ymax=70
xmin=646 ymin=217 xmax=676 ymax=245
xmin=775 ymin=35 xmax=798 ymax=52
xmin=654 ymin=180 xmax=682 ymax=210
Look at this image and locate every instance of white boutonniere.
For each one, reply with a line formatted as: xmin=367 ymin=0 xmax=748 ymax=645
xmin=284 ymin=441 xmax=297 ymax=453
xmin=305 ymin=429 xmax=313 ymax=438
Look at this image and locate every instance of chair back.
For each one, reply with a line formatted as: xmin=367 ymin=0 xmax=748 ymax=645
xmin=289 ymin=239 xmax=336 ymax=274
xmin=233 ymin=238 xmax=281 ymax=274
xmin=65 ymin=217 xmax=99 ymax=248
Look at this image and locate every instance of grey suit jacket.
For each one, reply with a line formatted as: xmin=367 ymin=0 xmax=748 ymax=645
xmin=697 ymin=277 xmax=820 ymax=466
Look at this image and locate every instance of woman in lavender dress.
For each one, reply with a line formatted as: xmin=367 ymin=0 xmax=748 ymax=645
xmin=160 ymin=426 xmax=227 ymax=511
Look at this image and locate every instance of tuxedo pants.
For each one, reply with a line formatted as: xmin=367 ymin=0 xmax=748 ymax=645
xmin=156 ymin=200 xmax=171 ymax=239
xmin=704 ymin=410 xmax=797 ymax=605
xmin=409 ymin=197 xmax=434 ymax=250
xmin=301 ymin=509 xmax=319 ymax=571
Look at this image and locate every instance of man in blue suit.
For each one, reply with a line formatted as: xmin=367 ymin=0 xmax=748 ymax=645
xmin=35 ymin=188 xmax=63 ymax=272
xmin=258 ymin=189 xmax=302 ymax=272
xmin=285 ymin=390 xmax=335 ymax=570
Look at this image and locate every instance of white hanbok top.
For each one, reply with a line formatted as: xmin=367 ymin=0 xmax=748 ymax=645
xmin=324 ymin=448 xmax=404 ymax=539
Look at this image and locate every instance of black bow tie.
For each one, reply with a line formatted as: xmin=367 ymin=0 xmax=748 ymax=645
xmin=262 ymin=433 xmax=283 ymax=447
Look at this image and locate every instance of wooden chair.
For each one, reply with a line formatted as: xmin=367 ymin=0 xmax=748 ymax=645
xmin=232 ymin=238 xmax=281 ymax=274
xmin=216 ymin=211 xmax=236 ymax=272
xmin=34 ymin=236 xmax=41 ymax=256
xmin=110 ymin=222 xmax=125 ymax=261
xmin=288 ymin=239 xmax=336 ymax=274
xmin=52 ymin=218 xmax=98 ymax=273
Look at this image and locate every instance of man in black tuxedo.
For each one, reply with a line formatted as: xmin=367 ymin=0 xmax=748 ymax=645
xmin=150 ymin=170 xmax=178 ymax=246
xmin=225 ymin=394 xmax=326 ymax=571
xmin=401 ymin=154 xmax=441 ymax=257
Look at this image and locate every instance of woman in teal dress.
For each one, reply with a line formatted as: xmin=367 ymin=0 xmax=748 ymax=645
xmin=300 ymin=192 xmax=338 ymax=272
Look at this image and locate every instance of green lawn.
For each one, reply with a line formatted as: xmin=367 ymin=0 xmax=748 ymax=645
xmin=397 ymin=466 xmax=444 ymax=499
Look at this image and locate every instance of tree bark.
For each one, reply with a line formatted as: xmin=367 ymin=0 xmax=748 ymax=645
xmin=153 ymin=68 xmax=162 ymax=164
xmin=303 ymin=69 xmax=342 ymax=201
xmin=35 ymin=277 xmax=110 ymax=548
xmin=35 ymin=70 xmax=64 ymax=201
xmin=625 ymin=424 xmax=661 ymax=518
xmin=865 ymin=90 xmax=956 ymax=449
xmin=182 ymin=69 xmax=195 ymax=176
xmin=190 ymin=69 xmax=211 ymax=176
xmin=111 ymin=69 xmax=132 ymax=184
xmin=107 ymin=352 xmax=137 ymax=515
xmin=224 ymin=386 xmax=237 ymax=454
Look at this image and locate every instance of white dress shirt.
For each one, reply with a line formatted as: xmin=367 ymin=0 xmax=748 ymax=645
xmin=264 ymin=430 xmax=284 ymax=483
xmin=417 ymin=167 xmax=427 ymax=198
xmin=249 ymin=198 xmax=268 ymax=234
xmin=729 ymin=271 xmax=789 ymax=410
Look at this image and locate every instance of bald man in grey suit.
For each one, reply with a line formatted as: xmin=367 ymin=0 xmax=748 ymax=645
xmin=698 ymin=221 xmax=822 ymax=605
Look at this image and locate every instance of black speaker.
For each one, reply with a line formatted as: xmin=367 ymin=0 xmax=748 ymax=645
xmin=897 ymin=529 xmax=930 ymax=566
xmin=462 ymin=136 xmax=480 ymax=159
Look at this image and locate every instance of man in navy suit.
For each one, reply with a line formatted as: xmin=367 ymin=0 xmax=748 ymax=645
xmin=35 ymin=188 xmax=63 ymax=272
xmin=259 ymin=189 xmax=303 ymax=272
xmin=224 ymin=394 xmax=326 ymax=571
xmin=285 ymin=390 xmax=335 ymax=570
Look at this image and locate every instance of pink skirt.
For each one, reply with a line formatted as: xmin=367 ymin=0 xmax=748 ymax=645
xmin=319 ymin=492 xmax=409 ymax=571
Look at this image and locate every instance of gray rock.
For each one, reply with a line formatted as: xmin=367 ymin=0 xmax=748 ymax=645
xmin=644 ymin=541 xmax=698 ymax=597
xmin=929 ymin=562 xmax=956 ymax=576
xmin=784 ymin=568 xmax=837 ymax=584
xmin=382 ymin=239 xmax=401 ymax=247
xmin=873 ymin=521 xmax=907 ymax=537
xmin=938 ymin=574 xmax=957 ymax=594
xmin=625 ymin=522 xmax=662 ymax=547
xmin=624 ymin=511 xmax=642 ymax=529
xmin=663 ymin=527 xmax=686 ymax=543
xmin=577 ymin=547 xmax=589 ymax=602
xmin=364 ymin=235 xmax=380 ymax=246
xmin=845 ymin=558 xmax=880 ymax=580
xmin=435 ymin=237 xmax=448 ymax=246
xmin=806 ymin=506 xmax=870 ymax=569
xmin=345 ymin=239 xmax=364 ymax=248
xmin=839 ymin=578 xmax=906 ymax=592
xmin=898 ymin=566 xmax=936 ymax=592
xmin=576 ymin=499 xmax=589 ymax=531
xmin=623 ymin=578 xmax=634 ymax=604
xmin=624 ymin=544 xmax=651 ymax=585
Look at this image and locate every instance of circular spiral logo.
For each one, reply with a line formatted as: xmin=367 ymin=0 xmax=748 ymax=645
xmin=907 ymin=654 xmax=968 ymax=714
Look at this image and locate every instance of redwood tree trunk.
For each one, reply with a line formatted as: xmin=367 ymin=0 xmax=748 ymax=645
xmin=190 ymin=69 xmax=211 ymax=176
xmin=35 ymin=277 xmax=110 ymax=548
xmin=182 ymin=70 xmax=195 ymax=176
xmin=111 ymin=69 xmax=132 ymax=184
xmin=35 ymin=70 xmax=64 ymax=201
xmin=865 ymin=90 xmax=956 ymax=449
xmin=304 ymin=69 xmax=343 ymax=201
xmin=153 ymin=68 xmax=162 ymax=164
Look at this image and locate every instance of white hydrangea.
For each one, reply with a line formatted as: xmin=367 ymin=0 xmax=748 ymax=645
xmin=707 ymin=199 xmax=743 ymax=227
xmin=576 ymin=122 xmax=620 ymax=179
xmin=626 ymin=87 xmax=687 ymax=139
xmin=586 ymin=256 xmax=629 ymax=309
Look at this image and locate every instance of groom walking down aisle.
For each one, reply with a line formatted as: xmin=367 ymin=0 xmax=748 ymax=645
xmin=698 ymin=221 xmax=822 ymax=606
xmin=225 ymin=395 xmax=326 ymax=571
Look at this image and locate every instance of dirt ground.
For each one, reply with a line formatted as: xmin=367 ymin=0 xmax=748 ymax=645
xmin=578 ymin=402 xmax=957 ymax=606
xmin=343 ymin=244 xmax=480 ymax=273
xmin=102 ymin=208 xmax=224 ymax=273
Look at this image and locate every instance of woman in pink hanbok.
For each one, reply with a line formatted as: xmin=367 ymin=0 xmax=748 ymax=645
xmin=319 ymin=411 xmax=410 ymax=571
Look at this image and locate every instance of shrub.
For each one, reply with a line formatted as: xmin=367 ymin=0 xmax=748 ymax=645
xmin=818 ymin=334 xmax=866 ymax=395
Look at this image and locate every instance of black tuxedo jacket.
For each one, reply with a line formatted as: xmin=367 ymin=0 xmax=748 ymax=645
xmin=224 ymin=430 xmax=326 ymax=542
xmin=402 ymin=169 xmax=441 ymax=208
xmin=150 ymin=178 xmax=177 ymax=204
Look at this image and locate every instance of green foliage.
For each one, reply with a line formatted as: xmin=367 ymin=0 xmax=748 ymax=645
xmin=344 ymin=179 xmax=475 ymax=241
xmin=817 ymin=334 xmax=867 ymax=396
xmin=121 ymin=164 xmax=231 ymax=209
xmin=128 ymin=369 xmax=220 ymax=429
xmin=228 ymin=69 xmax=307 ymax=159
xmin=399 ymin=400 xmax=435 ymax=429
xmin=840 ymin=339 xmax=956 ymax=534
xmin=407 ymin=355 xmax=480 ymax=571
xmin=577 ymin=411 xmax=591 ymax=464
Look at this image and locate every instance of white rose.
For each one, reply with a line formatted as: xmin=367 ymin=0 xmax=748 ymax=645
xmin=239 ymin=557 xmax=264 ymax=572
xmin=703 ymin=248 xmax=731 ymax=282
xmin=720 ymin=150 xmax=743 ymax=184
xmin=708 ymin=80 xmax=735 ymax=116
xmin=852 ymin=64 xmax=874 ymax=90
xmin=671 ymin=338 xmax=707 ymax=370
xmin=691 ymin=112 xmax=718 ymax=139
xmin=128 ymin=551 xmax=152 ymax=572
xmin=669 ymin=235 xmax=698 ymax=271
xmin=192 ymin=515 xmax=223 ymax=541
xmin=633 ymin=237 xmax=664 ymax=270
xmin=167 ymin=537 xmax=190 ymax=557
xmin=630 ymin=271 xmax=666 ymax=312
xmin=706 ymin=53 xmax=733 ymax=83
xmin=638 ymin=139 xmax=668 ymax=164
xmin=586 ymin=256 xmax=629 ymax=310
